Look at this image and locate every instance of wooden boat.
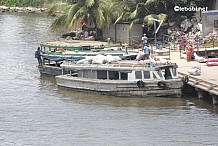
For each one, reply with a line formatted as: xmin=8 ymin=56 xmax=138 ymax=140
xmin=56 ymin=60 xmax=184 ymax=97
xmin=38 ymin=40 xmax=127 ymax=75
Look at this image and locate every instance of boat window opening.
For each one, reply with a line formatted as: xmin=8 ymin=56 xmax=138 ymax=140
xmin=78 ymin=71 xmax=83 ymax=77
xmin=143 ymin=71 xmax=150 ymax=79
xmin=172 ymin=67 xmax=177 ymax=77
xmin=109 ymin=71 xmax=119 ymax=80
xmin=97 ymin=70 xmax=107 ymax=79
xmin=164 ymin=68 xmax=172 ymax=80
xmin=88 ymin=70 xmax=97 ymax=78
xmin=169 ymin=68 xmax=177 ymax=78
xmin=152 ymin=72 xmax=159 ymax=79
xmin=135 ymin=71 xmax=142 ymax=79
xmin=82 ymin=46 xmax=91 ymax=51
xmin=83 ymin=70 xmax=90 ymax=78
xmin=120 ymin=72 xmax=128 ymax=80
xmin=157 ymin=70 xmax=163 ymax=78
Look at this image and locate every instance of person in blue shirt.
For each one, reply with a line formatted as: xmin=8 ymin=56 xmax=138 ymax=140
xmin=156 ymin=43 xmax=160 ymax=49
xmin=35 ymin=47 xmax=43 ymax=66
xmin=143 ymin=45 xmax=150 ymax=59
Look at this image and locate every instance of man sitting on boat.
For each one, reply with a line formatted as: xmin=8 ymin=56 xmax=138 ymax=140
xmin=135 ymin=44 xmax=150 ymax=61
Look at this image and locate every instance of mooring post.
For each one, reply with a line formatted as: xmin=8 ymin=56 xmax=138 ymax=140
xmin=196 ymin=88 xmax=205 ymax=99
xmin=211 ymin=94 xmax=218 ymax=105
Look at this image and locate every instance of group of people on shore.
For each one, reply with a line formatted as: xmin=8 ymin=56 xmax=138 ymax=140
xmin=136 ymin=33 xmax=196 ymax=63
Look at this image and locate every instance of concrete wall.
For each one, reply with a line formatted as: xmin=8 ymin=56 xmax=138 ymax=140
xmin=102 ymin=23 xmax=142 ymax=45
xmin=207 ymin=0 xmax=218 ymax=10
xmin=116 ymin=24 xmax=130 ymax=44
xmin=102 ymin=25 xmax=116 ymax=42
xmin=202 ymin=10 xmax=218 ymax=35
xmin=130 ymin=24 xmax=142 ymax=46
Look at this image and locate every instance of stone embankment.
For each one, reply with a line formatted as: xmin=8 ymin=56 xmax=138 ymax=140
xmin=0 ymin=5 xmax=46 ymax=13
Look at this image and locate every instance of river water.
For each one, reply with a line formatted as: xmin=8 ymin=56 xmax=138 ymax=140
xmin=0 ymin=12 xmax=218 ymax=146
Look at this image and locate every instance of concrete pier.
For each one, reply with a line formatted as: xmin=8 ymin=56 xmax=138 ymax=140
xmin=211 ymin=94 xmax=218 ymax=105
xmin=167 ymin=50 xmax=218 ymax=104
xmin=196 ymin=88 xmax=206 ymax=99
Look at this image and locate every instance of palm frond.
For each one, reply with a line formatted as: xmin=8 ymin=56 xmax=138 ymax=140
xmin=85 ymin=0 xmax=95 ymax=7
xmin=50 ymin=14 xmax=68 ymax=31
xmin=129 ymin=9 xmax=137 ymax=19
xmin=114 ymin=13 xmax=124 ymax=24
xmin=145 ymin=0 xmax=157 ymax=6
xmin=129 ymin=18 xmax=140 ymax=29
xmin=68 ymin=8 xmax=84 ymax=28
xmin=157 ymin=13 xmax=167 ymax=21
xmin=94 ymin=9 xmax=105 ymax=29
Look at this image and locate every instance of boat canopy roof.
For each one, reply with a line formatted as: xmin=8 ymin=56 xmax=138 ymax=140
xmin=61 ymin=61 xmax=177 ymax=72
xmin=40 ymin=40 xmax=120 ymax=50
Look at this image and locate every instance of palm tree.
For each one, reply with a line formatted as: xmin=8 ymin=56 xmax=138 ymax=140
xmin=114 ymin=0 xmax=167 ymax=28
xmin=47 ymin=0 xmax=115 ymax=32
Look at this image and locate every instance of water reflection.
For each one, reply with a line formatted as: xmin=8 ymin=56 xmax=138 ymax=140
xmin=37 ymin=73 xmax=218 ymax=114
xmin=186 ymin=98 xmax=218 ymax=114
xmin=56 ymin=85 xmax=184 ymax=106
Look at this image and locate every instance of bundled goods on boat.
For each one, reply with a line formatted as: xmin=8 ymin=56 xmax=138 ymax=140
xmin=206 ymin=58 xmax=218 ymax=66
xmin=76 ymin=54 xmax=122 ymax=64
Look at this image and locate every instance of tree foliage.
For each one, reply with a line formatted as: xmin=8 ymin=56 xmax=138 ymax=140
xmin=48 ymin=0 xmax=119 ymax=31
xmin=46 ymin=0 xmax=205 ymax=31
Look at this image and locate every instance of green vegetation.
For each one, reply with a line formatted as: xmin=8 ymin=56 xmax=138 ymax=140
xmin=0 ymin=0 xmax=206 ymax=34
xmin=46 ymin=0 xmax=205 ymax=32
xmin=48 ymin=0 xmax=118 ymax=31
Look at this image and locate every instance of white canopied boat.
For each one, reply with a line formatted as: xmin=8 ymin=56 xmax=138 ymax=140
xmin=56 ymin=60 xmax=184 ymax=97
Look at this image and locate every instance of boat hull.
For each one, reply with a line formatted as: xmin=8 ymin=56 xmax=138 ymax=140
xmin=38 ymin=65 xmax=63 ymax=75
xmin=56 ymin=75 xmax=183 ymax=97
xmin=38 ymin=65 xmax=74 ymax=76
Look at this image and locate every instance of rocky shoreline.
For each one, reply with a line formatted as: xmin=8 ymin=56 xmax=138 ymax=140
xmin=0 ymin=5 xmax=46 ymax=13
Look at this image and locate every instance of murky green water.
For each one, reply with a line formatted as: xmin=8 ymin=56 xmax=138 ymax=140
xmin=0 ymin=12 xmax=218 ymax=146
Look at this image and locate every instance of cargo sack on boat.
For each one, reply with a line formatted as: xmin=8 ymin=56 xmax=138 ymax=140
xmin=135 ymin=53 xmax=145 ymax=61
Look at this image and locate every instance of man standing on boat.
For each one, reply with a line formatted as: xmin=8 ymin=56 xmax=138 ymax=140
xmin=35 ymin=47 xmax=43 ymax=66
xmin=143 ymin=45 xmax=150 ymax=59
xmin=141 ymin=34 xmax=148 ymax=49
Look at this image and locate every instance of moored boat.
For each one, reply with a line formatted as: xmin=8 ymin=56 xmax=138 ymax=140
xmin=38 ymin=40 xmax=127 ymax=75
xmin=56 ymin=60 xmax=184 ymax=97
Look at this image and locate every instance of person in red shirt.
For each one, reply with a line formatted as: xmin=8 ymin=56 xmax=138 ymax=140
xmin=186 ymin=44 xmax=193 ymax=62
xmin=82 ymin=22 xmax=87 ymax=31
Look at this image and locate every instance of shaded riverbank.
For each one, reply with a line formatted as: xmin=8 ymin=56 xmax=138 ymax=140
xmin=0 ymin=5 xmax=46 ymax=13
